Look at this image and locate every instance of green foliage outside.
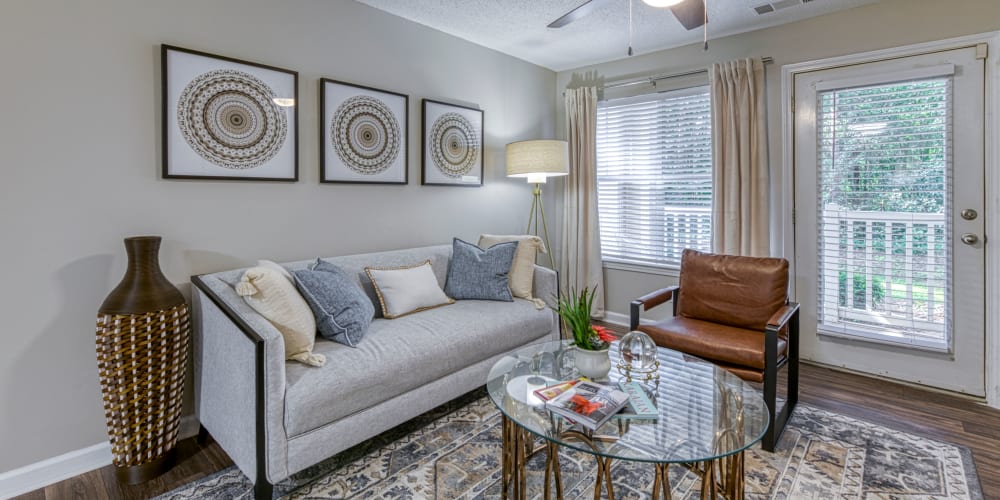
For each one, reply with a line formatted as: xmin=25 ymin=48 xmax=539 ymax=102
xmin=818 ymin=80 xmax=948 ymax=215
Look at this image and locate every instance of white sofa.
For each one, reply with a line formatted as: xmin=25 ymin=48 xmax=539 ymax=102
xmin=190 ymin=244 xmax=559 ymax=499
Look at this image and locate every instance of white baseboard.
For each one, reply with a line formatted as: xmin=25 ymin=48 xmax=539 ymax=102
xmin=603 ymin=311 xmax=630 ymax=328
xmin=0 ymin=415 xmax=200 ymax=499
xmin=178 ymin=414 xmax=200 ymax=442
xmin=602 ymin=311 xmax=658 ymax=329
xmin=0 ymin=442 xmax=111 ymax=499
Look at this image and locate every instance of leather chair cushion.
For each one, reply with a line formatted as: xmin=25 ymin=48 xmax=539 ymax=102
xmin=638 ymin=316 xmax=787 ymax=371
xmin=676 ymin=249 xmax=789 ymax=331
xmin=711 ymin=360 xmax=766 ymax=383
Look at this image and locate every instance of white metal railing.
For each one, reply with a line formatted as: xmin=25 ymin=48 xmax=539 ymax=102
xmin=663 ymin=205 xmax=711 ymax=261
xmin=818 ymin=208 xmax=948 ymax=349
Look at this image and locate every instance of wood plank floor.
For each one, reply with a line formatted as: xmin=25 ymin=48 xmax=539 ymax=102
xmin=15 ymin=352 xmax=1000 ymax=499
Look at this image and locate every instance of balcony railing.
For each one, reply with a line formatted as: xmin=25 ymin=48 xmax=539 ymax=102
xmin=818 ymin=208 xmax=948 ymax=350
xmin=599 ymin=205 xmax=711 ymax=267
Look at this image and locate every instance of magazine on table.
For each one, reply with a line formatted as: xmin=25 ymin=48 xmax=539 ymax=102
xmin=532 ymin=377 xmax=589 ymax=402
xmin=614 ymin=381 xmax=659 ymax=420
xmin=544 ymin=380 xmax=629 ymax=430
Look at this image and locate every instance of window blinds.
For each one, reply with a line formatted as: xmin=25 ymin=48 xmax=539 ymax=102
xmin=815 ymin=77 xmax=952 ymax=351
xmin=596 ymin=86 xmax=713 ymax=269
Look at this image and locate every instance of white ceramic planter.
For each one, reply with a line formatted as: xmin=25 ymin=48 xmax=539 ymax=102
xmin=574 ymin=346 xmax=611 ymax=380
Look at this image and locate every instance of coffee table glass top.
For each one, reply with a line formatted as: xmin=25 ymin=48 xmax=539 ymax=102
xmin=486 ymin=339 xmax=769 ymax=464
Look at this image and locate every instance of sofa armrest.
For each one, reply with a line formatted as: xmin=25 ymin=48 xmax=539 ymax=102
xmin=532 ymin=265 xmax=558 ymax=309
xmin=532 ymin=265 xmax=561 ymax=340
xmin=192 ymin=275 xmax=289 ymax=485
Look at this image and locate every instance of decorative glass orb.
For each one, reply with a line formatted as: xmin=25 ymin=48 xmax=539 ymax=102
xmin=617 ymin=330 xmax=660 ymax=385
xmin=620 ymin=330 xmax=658 ymax=372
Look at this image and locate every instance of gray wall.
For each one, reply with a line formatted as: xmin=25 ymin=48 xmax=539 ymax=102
xmin=0 ymin=0 xmax=556 ymax=472
xmin=555 ymin=0 xmax=1000 ymax=319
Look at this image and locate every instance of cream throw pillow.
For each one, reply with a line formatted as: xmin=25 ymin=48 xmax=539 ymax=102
xmin=478 ymin=234 xmax=546 ymax=308
xmin=256 ymin=259 xmax=293 ymax=283
xmin=235 ymin=266 xmax=325 ymax=367
xmin=365 ymin=261 xmax=454 ymax=319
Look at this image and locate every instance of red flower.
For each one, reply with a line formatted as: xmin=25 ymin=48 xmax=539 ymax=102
xmin=592 ymin=325 xmax=616 ymax=343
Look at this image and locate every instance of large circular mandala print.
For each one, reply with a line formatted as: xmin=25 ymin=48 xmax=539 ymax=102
xmin=331 ymin=95 xmax=401 ymax=175
xmin=176 ymin=69 xmax=287 ymax=170
xmin=430 ymin=112 xmax=479 ymax=178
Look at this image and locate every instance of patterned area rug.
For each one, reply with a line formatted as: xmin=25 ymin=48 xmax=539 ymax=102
xmin=157 ymin=390 xmax=983 ymax=499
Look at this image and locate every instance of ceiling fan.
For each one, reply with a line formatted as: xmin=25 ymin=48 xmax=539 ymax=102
xmin=547 ymin=0 xmax=706 ymax=31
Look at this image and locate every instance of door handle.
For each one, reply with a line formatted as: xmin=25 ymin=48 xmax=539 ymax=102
xmin=961 ymin=233 xmax=979 ymax=245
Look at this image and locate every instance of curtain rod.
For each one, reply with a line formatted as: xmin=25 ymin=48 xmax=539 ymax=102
xmin=602 ymin=56 xmax=773 ymax=91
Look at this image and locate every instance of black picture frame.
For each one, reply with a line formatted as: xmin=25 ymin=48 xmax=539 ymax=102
xmin=421 ymin=99 xmax=484 ymax=187
xmin=320 ymin=78 xmax=408 ymax=185
xmin=161 ymin=44 xmax=298 ymax=181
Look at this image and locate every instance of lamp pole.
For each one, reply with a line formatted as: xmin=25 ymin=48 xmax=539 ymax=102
xmin=525 ymin=181 xmax=556 ymax=270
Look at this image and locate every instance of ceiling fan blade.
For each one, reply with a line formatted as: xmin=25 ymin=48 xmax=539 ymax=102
xmin=670 ymin=0 xmax=706 ymax=31
xmin=547 ymin=0 xmax=613 ymax=29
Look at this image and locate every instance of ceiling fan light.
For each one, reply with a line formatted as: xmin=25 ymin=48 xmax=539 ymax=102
xmin=642 ymin=0 xmax=684 ymax=7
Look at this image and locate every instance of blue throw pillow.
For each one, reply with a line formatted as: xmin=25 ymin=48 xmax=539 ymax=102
xmin=293 ymin=259 xmax=375 ymax=347
xmin=445 ymin=238 xmax=517 ymax=301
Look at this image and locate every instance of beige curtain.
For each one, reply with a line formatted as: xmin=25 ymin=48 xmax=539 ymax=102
xmin=710 ymin=57 xmax=770 ymax=257
xmin=562 ymin=87 xmax=605 ymax=317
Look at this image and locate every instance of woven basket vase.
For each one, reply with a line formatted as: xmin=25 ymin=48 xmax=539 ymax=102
xmin=96 ymin=236 xmax=189 ymax=484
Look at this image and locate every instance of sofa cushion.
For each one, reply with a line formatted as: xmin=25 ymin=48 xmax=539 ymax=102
xmin=445 ymin=238 xmax=516 ymax=301
xmin=366 ymin=260 xmax=454 ymax=318
xmin=638 ymin=316 xmax=787 ymax=371
xmin=477 ymin=234 xmax=545 ymax=301
xmin=293 ymin=260 xmax=375 ymax=347
xmin=282 ymin=298 xmax=553 ymax=437
xmin=234 ymin=267 xmax=325 ymax=367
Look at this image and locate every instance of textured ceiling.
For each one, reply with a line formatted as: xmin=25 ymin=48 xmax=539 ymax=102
xmin=354 ymin=0 xmax=882 ymax=71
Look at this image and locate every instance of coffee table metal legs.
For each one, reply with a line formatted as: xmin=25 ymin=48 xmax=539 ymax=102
xmin=715 ymin=451 xmax=744 ymax=500
xmin=501 ymin=414 xmax=524 ymax=500
xmin=501 ymin=414 xmax=744 ymax=500
xmin=652 ymin=463 xmax=671 ymax=499
xmin=591 ymin=456 xmax=614 ymax=500
xmin=502 ymin=415 xmax=563 ymax=500
xmin=543 ymin=440 xmax=563 ymax=500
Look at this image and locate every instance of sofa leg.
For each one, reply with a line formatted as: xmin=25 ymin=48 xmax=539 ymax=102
xmin=254 ymin=479 xmax=274 ymax=500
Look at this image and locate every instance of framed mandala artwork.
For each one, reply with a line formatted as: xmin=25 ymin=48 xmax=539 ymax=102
xmin=161 ymin=45 xmax=298 ymax=181
xmin=421 ymin=99 xmax=483 ymax=187
xmin=320 ymin=79 xmax=408 ymax=184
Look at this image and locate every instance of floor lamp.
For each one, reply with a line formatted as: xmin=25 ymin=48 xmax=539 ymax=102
xmin=505 ymin=140 xmax=569 ymax=269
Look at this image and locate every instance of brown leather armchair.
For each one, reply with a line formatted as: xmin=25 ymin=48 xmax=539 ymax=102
xmin=629 ymin=249 xmax=799 ymax=452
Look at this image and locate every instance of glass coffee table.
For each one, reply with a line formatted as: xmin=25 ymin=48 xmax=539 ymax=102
xmin=486 ymin=339 xmax=769 ymax=500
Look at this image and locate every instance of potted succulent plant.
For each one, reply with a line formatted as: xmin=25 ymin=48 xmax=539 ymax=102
xmin=554 ymin=286 xmax=616 ymax=379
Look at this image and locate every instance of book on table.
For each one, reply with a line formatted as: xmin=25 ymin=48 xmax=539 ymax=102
xmin=614 ymin=380 xmax=658 ymax=420
xmin=544 ymin=380 xmax=630 ymax=430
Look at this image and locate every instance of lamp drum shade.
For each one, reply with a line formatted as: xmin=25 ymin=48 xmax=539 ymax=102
xmin=505 ymin=140 xmax=569 ymax=180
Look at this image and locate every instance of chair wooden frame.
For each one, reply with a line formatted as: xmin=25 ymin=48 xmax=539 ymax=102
xmin=629 ymin=285 xmax=800 ymax=452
